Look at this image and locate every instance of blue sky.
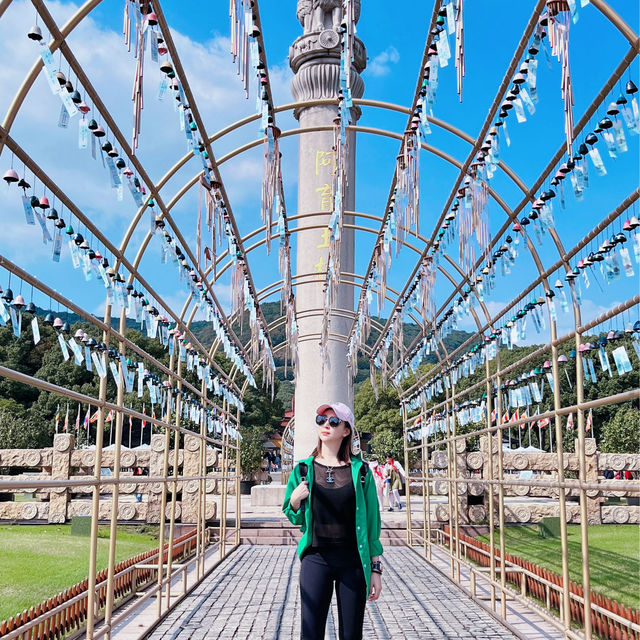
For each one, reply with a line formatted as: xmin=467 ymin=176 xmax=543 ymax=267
xmin=0 ymin=0 xmax=638 ymax=350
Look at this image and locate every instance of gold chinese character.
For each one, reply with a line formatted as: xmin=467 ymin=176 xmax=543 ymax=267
xmin=315 ymin=150 xmax=336 ymax=176
xmin=317 ymin=228 xmax=331 ymax=249
xmin=314 ymin=256 xmax=325 ymax=278
xmin=315 ymin=183 xmax=333 ymax=212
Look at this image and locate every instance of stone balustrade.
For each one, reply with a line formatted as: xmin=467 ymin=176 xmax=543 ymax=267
xmin=0 ymin=433 xmax=230 ymax=524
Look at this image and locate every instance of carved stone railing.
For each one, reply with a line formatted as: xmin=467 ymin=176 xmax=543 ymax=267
xmin=409 ymin=437 xmax=639 ymax=525
xmin=0 ymin=433 xmax=227 ymax=524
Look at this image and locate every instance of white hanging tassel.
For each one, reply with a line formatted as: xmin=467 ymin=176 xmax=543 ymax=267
xmin=459 ymin=172 xmax=490 ymax=277
xmin=455 ymin=0 xmax=465 ymax=101
xmin=123 ymin=0 xmax=132 ymax=52
xmin=547 ymin=1 xmax=574 ymax=156
xmin=229 ymin=0 xmax=250 ymax=96
xmin=391 ymin=312 xmax=404 ymax=370
xmin=419 ymin=257 xmax=436 ymax=328
xmin=261 ymin=126 xmax=281 ymax=254
xmin=231 ymin=259 xmax=245 ymax=324
xmin=394 ymin=130 xmax=420 ymax=254
xmin=374 ymin=243 xmax=388 ymax=314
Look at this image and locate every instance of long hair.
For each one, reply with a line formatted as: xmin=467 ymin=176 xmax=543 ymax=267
xmin=311 ymin=422 xmax=352 ymax=463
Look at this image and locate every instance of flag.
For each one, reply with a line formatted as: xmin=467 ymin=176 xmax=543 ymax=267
xmin=586 ymin=409 xmax=593 ymax=432
xmin=129 ymin=409 xmax=133 ymax=430
xmin=520 ymin=407 xmax=529 ymax=430
xmin=89 ymin=409 xmax=100 ymax=423
xmin=512 ymin=408 xmax=520 ymax=427
xmin=490 ymin=408 xmax=497 ymax=423
xmin=566 ymin=412 xmax=574 ymax=431
xmin=75 ymin=404 xmax=81 ymax=431
xmin=54 ymin=404 xmax=60 ymax=432
xmin=501 ymin=410 xmax=510 ymax=424
xmin=105 ymin=409 xmax=114 ymax=422
xmin=538 ymin=407 xmax=550 ymax=428
xmin=64 ymin=404 xmax=69 ymax=432
xmin=83 ymin=406 xmax=91 ymax=431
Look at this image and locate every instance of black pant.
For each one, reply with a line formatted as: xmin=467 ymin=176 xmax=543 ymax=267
xmin=299 ymin=546 xmax=367 ymax=640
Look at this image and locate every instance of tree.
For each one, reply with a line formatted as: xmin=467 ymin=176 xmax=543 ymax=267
xmin=240 ymin=424 xmax=269 ymax=480
xmin=369 ymin=428 xmax=404 ymax=463
xmin=0 ymin=405 xmax=51 ymax=449
xmin=600 ymin=406 xmax=640 ymax=454
xmin=354 ymin=379 xmax=402 ymax=435
xmin=241 ymin=371 xmax=283 ymax=435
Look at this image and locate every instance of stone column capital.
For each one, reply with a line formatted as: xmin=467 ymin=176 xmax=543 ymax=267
xmin=289 ymin=32 xmax=366 ymax=121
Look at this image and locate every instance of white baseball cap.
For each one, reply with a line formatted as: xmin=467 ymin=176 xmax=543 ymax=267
xmin=316 ymin=402 xmax=355 ymax=426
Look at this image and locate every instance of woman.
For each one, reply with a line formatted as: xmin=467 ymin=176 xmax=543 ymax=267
xmin=282 ymin=402 xmax=383 ymax=640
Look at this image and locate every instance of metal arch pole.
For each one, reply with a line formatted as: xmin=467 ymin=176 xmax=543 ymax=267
xmin=548 ymin=309 xmax=572 ymax=632
xmin=85 ymin=303 xmax=111 ymax=639
xmin=450 ymin=380 xmax=462 ymax=584
xmin=164 ymin=356 xmax=183 ymax=610
xmin=402 ymin=402 xmax=412 ymax=545
xmin=573 ymin=290 xmax=593 ymax=638
xmin=484 ymin=354 xmax=497 ymax=611
xmin=156 ymin=352 xmax=175 ymax=618
xmin=103 ymin=307 xmax=127 ymax=638
xmin=494 ymin=349 xmax=507 ymax=620
xmin=235 ymin=406 xmax=242 ymax=547
xmin=219 ymin=400 xmax=229 ymax=561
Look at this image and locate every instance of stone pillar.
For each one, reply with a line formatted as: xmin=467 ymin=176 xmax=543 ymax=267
xmin=579 ymin=438 xmax=603 ymax=525
xmin=49 ymin=433 xmax=74 ymax=523
xmin=290 ymin=1 xmax=366 ymax=460
xmin=181 ymin=434 xmax=201 ymax=524
xmin=147 ymin=434 xmax=165 ymax=523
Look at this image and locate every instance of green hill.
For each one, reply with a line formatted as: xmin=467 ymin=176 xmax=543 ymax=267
xmin=189 ymin=302 xmax=473 ymax=408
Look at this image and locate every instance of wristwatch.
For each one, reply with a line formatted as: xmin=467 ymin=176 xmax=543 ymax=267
xmin=371 ymin=560 xmax=383 ymax=574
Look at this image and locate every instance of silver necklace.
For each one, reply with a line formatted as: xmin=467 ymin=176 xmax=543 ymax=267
xmin=325 ymin=466 xmax=335 ymax=484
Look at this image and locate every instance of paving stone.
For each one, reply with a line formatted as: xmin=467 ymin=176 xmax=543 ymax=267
xmin=146 ymin=546 xmax=526 ymax=639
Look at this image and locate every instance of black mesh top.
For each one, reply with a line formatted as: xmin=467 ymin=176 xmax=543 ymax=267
xmin=311 ymin=461 xmax=357 ymax=549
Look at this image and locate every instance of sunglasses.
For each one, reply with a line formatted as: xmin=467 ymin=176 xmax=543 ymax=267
xmin=315 ymin=415 xmax=343 ymax=428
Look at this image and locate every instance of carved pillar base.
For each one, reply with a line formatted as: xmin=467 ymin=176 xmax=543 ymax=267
xmin=49 ymin=433 xmax=73 ymax=524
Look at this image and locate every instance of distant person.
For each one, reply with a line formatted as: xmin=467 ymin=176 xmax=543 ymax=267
xmin=134 ymin=466 xmax=144 ymax=502
xmin=384 ymin=453 xmax=406 ymax=511
xmin=603 ymin=469 xmax=614 ymax=480
xmin=368 ymin=458 xmax=385 ymax=509
xmin=624 ymin=469 xmax=633 ymax=480
xmin=275 ymin=453 xmax=281 ymax=470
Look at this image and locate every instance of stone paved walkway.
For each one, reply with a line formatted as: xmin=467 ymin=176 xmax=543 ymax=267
xmin=148 ymin=546 xmax=520 ymax=640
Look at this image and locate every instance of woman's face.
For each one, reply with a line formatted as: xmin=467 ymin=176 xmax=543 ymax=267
xmin=317 ymin=408 xmax=350 ymax=447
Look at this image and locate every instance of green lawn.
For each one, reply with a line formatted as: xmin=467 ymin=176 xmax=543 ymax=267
xmin=478 ymin=525 xmax=640 ymax=610
xmin=0 ymin=524 xmax=158 ymax=621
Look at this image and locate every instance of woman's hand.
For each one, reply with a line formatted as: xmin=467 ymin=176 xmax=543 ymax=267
xmin=368 ymin=571 xmax=382 ymax=601
xmin=289 ymin=479 xmax=309 ymax=511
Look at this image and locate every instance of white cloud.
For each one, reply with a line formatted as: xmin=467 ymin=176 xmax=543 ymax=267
xmin=366 ymin=46 xmax=400 ymax=77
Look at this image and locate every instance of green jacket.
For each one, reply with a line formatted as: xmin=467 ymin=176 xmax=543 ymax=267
xmin=282 ymin=454 xmax=383 ymax=597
